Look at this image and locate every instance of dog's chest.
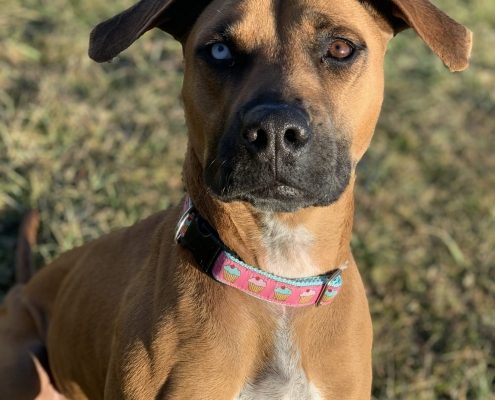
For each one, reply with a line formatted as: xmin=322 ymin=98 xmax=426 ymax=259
xmin=235 ymin=315 xmax=321 ymax=400
xmin=234 ymin=216 xmax=321 ymax=399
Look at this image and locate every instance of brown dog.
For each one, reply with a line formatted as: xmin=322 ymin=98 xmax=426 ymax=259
xmin=0 ymin=0 xmax=472 ymax=399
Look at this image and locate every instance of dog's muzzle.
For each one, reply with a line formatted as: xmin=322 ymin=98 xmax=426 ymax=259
xmin=204 ymin=101 xmax=352 ymax=212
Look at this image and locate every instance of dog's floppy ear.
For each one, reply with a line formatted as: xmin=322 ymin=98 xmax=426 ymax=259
xmin=372 ymin=0 xmax=472 ymax=72
xmin=89 ymin=0 xmax=212 ymax=63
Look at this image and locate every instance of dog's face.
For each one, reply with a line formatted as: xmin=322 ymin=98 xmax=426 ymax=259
xmin=183 ymin=0 xmax=390 ymax=212
xmin=89 ymin=0 xmax=472 ymax=213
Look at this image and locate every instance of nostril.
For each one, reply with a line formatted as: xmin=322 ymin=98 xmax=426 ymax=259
xmin=285 ymin=129 xmax=297 ymax=144
xmin=244 ymin=128 xmax=268 ymax=151
xmin=284 ymin=127 xmax=309 ymax=147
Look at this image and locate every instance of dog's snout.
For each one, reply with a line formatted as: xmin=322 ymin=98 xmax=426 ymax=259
xmin=242 ymin=104 xmax=311 ymax=158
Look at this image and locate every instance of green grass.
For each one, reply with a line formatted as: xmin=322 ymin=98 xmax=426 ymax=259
xmin=1 ymin=0 xmax=494 ymax=398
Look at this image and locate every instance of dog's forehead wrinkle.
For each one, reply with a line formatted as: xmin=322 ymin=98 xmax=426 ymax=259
xmin=297 ymin=7 xmax=342 ymax=30
xmin=212 ymin=0 xmax=278 ymax=51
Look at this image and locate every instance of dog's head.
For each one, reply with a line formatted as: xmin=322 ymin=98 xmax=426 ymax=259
xmin=90 ymin=0 xmax=471 ymax=213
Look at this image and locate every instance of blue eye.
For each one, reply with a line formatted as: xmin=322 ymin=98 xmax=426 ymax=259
xmin=211 ymin=43 xmax=233 ymax=60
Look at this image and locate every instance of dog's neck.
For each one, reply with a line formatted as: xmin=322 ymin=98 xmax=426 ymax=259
xmin=183 ymin=148 xmax=354 ymax=278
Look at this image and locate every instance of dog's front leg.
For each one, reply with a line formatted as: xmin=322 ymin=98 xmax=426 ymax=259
xmin=103 ymin=292 xmax=270 ymax=400
xmin=104 ymin=340 xmax=258 ymax=400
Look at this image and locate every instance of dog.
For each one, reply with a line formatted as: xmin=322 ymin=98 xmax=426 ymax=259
xmin=0 ymin=0 xmax=472 ymax=399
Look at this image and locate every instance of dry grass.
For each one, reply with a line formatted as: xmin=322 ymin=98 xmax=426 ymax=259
xmin=0 ymin=0 xmax=494 ymax=398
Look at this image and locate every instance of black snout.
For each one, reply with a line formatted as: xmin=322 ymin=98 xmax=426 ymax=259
xmin=241 ymin=104 xmax=311 ymax=159
xmin=205 ymin=99 xmax=352 ymax=213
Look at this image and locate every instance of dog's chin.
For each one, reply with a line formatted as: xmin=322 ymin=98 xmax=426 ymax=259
xmin=207 ymin=183 xmax=347 ymax=213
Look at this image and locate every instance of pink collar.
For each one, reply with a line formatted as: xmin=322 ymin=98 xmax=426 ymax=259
xmin=176 ymin=197 xmax=345 ymax=307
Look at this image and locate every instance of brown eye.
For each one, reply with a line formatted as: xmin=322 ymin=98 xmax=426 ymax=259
xmin=327 ymin=39 xmax=354 ymax=60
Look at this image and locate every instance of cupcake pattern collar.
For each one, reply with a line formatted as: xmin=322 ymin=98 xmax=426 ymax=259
xmin=176 ymin=197 xmax=346 ymax=307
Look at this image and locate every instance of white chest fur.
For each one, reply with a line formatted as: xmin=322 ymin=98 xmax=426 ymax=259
xmin=259 ymin=214 xmax=318 ymax=279
xmin=235 ymin=216 xmax=322 ymax=399
xmin=235 ymin=314 xmax=322 ymax=400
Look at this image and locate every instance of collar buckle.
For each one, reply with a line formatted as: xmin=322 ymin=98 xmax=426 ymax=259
xmin=175 ymin=204 xmax=195 ymax=243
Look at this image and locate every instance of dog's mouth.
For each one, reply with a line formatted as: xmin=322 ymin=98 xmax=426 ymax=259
xmin=204 ymin=145 xmax=352 ymax=213
xmin=242 ymin=184 xmax=309 ymax=212
xmin=207 ymin=181 xmax=314 ymax=212
xmin=206 ymin=174 xmax=350 ymax=213
xmin=256 ymin=184 xmax=302 ymax=197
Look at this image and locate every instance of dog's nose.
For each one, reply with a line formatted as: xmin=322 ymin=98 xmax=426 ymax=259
xmin=242 ymin=104 xmax=311 ymax=158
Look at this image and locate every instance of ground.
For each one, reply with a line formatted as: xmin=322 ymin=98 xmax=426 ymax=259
xmin=0 ymin=0 xmax=494 ymax=398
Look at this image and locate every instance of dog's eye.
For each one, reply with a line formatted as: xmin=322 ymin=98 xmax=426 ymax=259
xmin=210 ymin=43 xmax=233 ymax=61
xmin=326 ymin=39 xmax=354 ymax=60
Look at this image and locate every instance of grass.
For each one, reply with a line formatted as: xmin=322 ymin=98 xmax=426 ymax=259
xmin=1 ymin=0 xmax=494 ymax=398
